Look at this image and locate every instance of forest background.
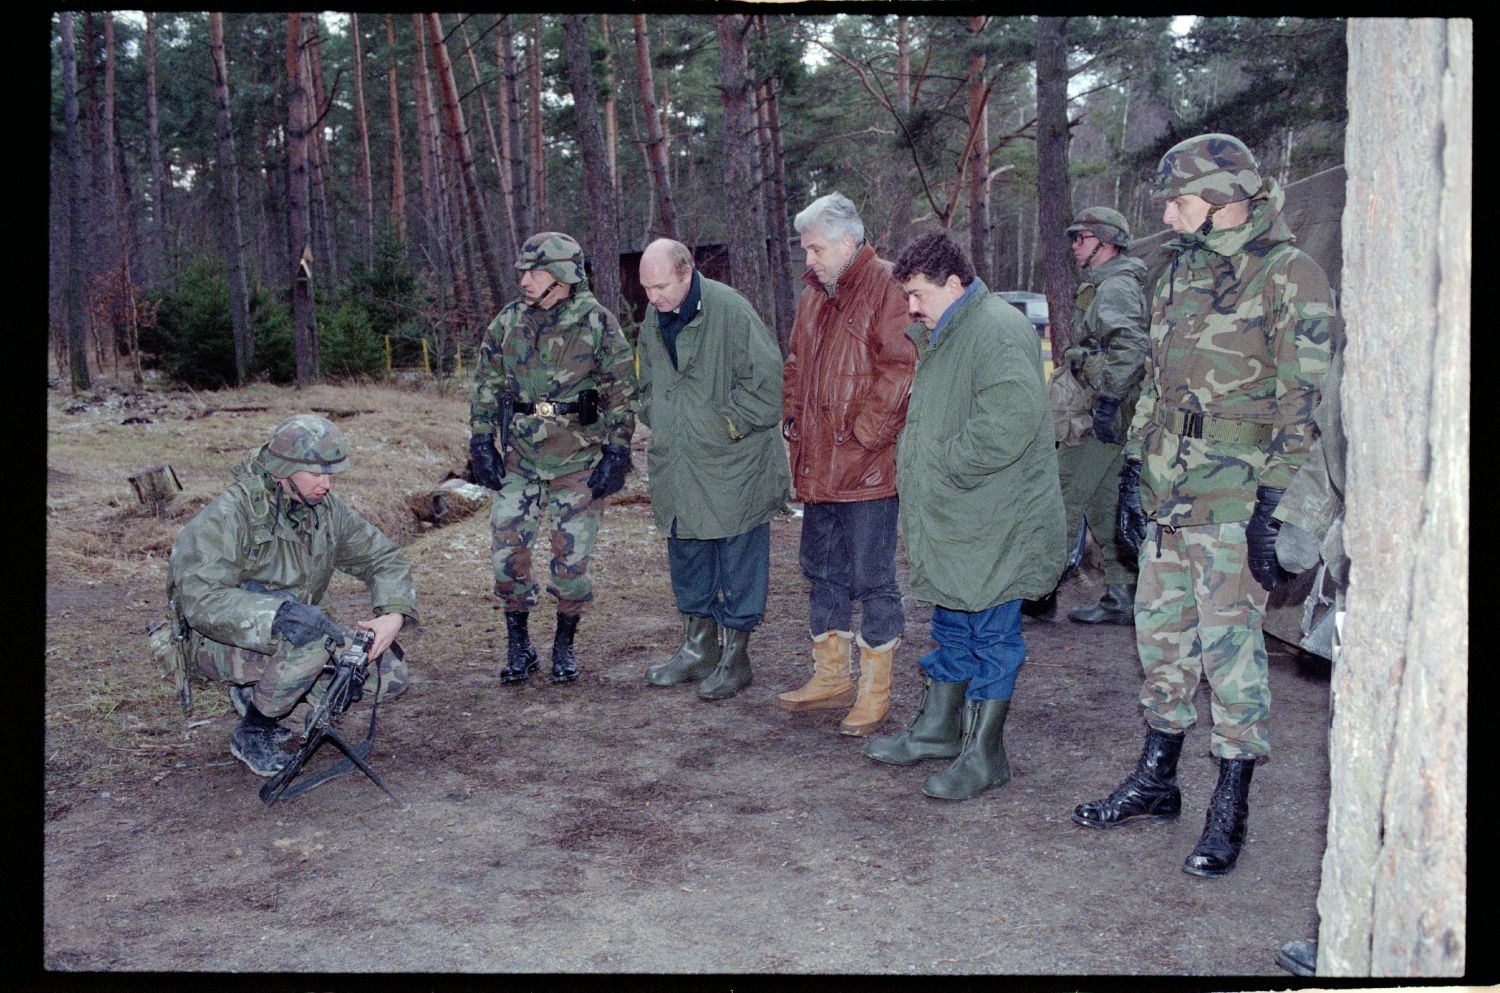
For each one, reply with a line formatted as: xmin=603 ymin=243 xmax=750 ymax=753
xmin=46 ymin=12 xmax=1347 ymax=393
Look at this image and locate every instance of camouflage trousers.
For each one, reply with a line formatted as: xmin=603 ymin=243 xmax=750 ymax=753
xmin=193 ymin=633 xmax=409 ymax=720
xmin=490 ymin=467 xmax=602 ymax=615
xmin=1058 ymin=437 xmax=1136 ymax=585
xmin=1135 ymin=520 xmax=1271 ymax=760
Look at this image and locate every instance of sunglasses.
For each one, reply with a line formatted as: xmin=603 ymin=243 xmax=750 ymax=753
xmin=1068 ymin=231 xmax=1097 ymax=244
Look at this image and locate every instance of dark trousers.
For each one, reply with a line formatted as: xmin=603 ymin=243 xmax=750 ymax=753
xmin=916 ymin=601 xmax=1027 ymax=701
xmin=666 ymin=522 xmax=771 ymax=631
xmin=798 ymin=497 xmax=904 ymax=646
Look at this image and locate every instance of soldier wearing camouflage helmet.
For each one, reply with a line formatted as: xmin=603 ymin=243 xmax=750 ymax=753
xmin=166 ymin=414 xmax=418 ymax=779
xmin=1072 ymin=133 xmax=1337 ymax=880
xmin=469 ymin=231 xmax=637 ymax=686
xmin=1023 ymin=206 xmax=1149 ymax=625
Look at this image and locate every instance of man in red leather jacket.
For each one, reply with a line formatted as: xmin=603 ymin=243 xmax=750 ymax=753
xmin=779 ymin=192 xmax=917 ymax=736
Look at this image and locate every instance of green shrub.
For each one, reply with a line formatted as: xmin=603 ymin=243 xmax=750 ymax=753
xmin=317 ymin=301 xmax=387 ymax=380
xmin=145 ymin=257 xmax=238 ymax=390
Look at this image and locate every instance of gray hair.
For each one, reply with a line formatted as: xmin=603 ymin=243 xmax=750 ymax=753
xmin=794 ymin=192 xmax=865 ymax=245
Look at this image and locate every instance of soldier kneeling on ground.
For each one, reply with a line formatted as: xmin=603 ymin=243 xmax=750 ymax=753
xmin=160 ymin=414 xmax=419 ymax=778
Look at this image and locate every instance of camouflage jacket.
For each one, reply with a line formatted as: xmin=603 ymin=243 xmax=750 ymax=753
xmin=1068 ymin=254 xmax=1149 ymax=442
xmin=469 ymin=286 xmax=637 ymax=481
xmin=1124 ymin=182 xmax=1336 ymax=527
xmin=637 ymin=275 xmax=790 ymax=540
xmin=896 ymin=280 xmax=1065 ymax=611
xmin=167 ymin=454 xmax=418 ymax=654
xmin=1275 ymin=345 xmax=1347 ymax=584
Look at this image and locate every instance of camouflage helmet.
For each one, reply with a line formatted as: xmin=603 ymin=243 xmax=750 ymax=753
xmin=1066 ymin=206 xmax=1131 ymax=248
xmin=1151 ymin=133 xmax=1265 ymax=205
xmin=515 ymin=231 xmax=586 ymax=285
xmin=257 ymin=414 xmax=349 ymax=478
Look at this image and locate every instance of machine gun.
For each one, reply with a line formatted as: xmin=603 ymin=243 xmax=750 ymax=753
xmin=259 ymin=628 xmax=401 ymax=807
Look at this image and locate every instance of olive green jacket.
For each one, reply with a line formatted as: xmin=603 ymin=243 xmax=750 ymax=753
xmin=167 ymin=454 xmax=418 ymax=653
xmin=896 ymin=279 xmax=1065 ymax=611
xmin=1068 ymin=254 xmax=1150 ymax=442
xmin=637 ymin=275 xmax=791 ymax=540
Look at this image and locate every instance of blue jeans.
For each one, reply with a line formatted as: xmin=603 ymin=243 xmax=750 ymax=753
xmin=916 ymin=601 xmax=1027 ymax=700
xmin=666 ymin=523 xmax=770 ymax=631
xmin=798 ymin=497 xmax=904 ymax=646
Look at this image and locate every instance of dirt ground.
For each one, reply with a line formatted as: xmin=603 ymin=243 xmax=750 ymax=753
xmin=40 ymin=381 xmax=1338 ymax=984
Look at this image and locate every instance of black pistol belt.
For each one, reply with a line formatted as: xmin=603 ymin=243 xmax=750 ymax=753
xmin=512 ymin=399 xmax=581 ymax=418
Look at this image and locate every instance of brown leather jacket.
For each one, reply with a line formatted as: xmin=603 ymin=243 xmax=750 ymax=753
xmin=782 ymin=245 xmax=917 ymax=503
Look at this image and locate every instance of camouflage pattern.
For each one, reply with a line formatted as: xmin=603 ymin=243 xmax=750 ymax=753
xmin=257 ymin=414 xmax=348 ymax=478
xmin=167 ymin=453 xmax=418 ymax=719
xmin=195 ymin=638 xmax=408 ymax=717
xmin=1135 ymin=521 xmax=1271 ymax=760
xmin=1066 ymin=206 xmax=1132 ymax=248
xmin=470 ymin=285 xmax=637 ymax=481
xmin=1150 ymin=133 xmax=1265 ymax=205
xmin=488 ymin=468 xmax=601 ymax=614
xmin=1123 ymin=178 xmax=1337 ymax=527
xmin=1067 ymin=253 xmax=1149 ymax=443
xmin=515 ymin=231 xmax=586 ymax=285
xmin=1057 ymin=438 xmax=1134 ymax=585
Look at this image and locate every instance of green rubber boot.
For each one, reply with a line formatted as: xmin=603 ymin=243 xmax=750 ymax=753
xmin=645 ymin=614 xmax=720 ymax=686
xmin=861 ymin=678 xmax=969 ymax=765
xmin=697 ymin=626 xmax=753 ymax=700
xmin=921 ymin=698 xmax=1012 ymax=800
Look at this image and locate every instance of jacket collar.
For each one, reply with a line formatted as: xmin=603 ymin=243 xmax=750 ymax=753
xmin=799 ymin=243 xmax=876 ymax=303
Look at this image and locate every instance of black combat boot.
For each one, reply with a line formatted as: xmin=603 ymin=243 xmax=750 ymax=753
xmin=862 ymin=679 xmax=970 ymax=765
xmin=1068 ymin=583 xmax=1137 ymax=625
xmin=1182 ymin=757 xmax=1255 ymax=877
xmin=697 ymin=627 xmax=753 ymax=700
xmin=920 ymin=698 xmax=1012 ymax=800
xmin=228 ymin=684 xmax=293 ymax=744
xmin=550 ymin=612 xmax=580 ymax=683
xmin=646 ymin=614 xmax=720 ymax=686
xmin=1276 ymin=939 xmax=1318 ymax=977
xmin=500 ymin=610 xmax=540 ymax=684
xmin=1073 ymin=727 xmax=1185 ymax=828
xmin=229 ymin=700 xmax=290 ymax=778
xmin=1020 ymin=589 xmax=1058 ymax=621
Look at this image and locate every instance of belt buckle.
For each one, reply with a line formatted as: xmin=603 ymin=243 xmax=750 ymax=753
xmin=534 ymin=400 xmax=555 ymax=418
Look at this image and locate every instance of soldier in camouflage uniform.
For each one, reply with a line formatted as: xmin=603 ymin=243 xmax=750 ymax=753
xmin=1024 ymin=206 xmax=1149 ymax=624
xmin=167 ymin=414 xmax=418 ymax=778
xmin=468 ymin=232 xmax=637 ymax=685
xmin=1072 ymin=134 xmax=1336 ymax=879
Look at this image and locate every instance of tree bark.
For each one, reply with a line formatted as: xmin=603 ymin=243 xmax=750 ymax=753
xmin=498 ymin=17 xmax=528 ymax=246
xmin=756 ymin=16 xmax=795 ymax=351
xmin=600 ymin=15 xmax=620 ymax=199
xmin=100 ymin=13 xmax=120 ymax=372
xmin=145 ymin=13 xmax=169 ymax=283
xmin=385 ymin=15 xmax=407 ymax=246
xmin=528 ymin=16 xmax=547 ymax=231
xmin=286 ymin=12 xmax=319 ymax=385
xmin=888 ymin=15 xmax=914 ymax=251
xmin=633 ymin=14 xmax=677 ymax=239
xmin=966 ymin=15 xmax=991 ymax=284
xmin=59 ymin=11 xmax=91 ymax=391
xmin=350 ymin=13 xmax=375 ymax=264
xmin=1035 ymin=15 xmax=1076 ymax=365
xmin=561 ymin=14 xmax=622 ymax=316
xmin=1316 ymin=17 xmax=1470 ymax=978
xmin=209 ymin=12 xmax=254 ymax=384
xmin=715 ymin=14 xmax=771 ymax=323
xmin=457 ymin=16 xmax=517 ymax=273
xmin=411 ymin=15 xmax=441 ymax=263
xmin=305 ymin=25 xmax=338 ymax=287
xmin=427 ymin=12 xmax=505 ymax=316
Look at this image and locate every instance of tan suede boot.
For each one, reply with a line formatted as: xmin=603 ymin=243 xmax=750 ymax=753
xmin=777 ymin=630 xmax=855 ymax=711
xmin=839 ymin=635 xmax=897 ymax=736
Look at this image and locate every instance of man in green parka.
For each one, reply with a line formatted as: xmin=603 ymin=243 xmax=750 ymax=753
xmin=1072 ymin=133 xmax=1335 ymax=879
xmin=167 ymin=415 xmax=418 ymax=779
xmin=862 ymin=231 xmax=1065 ymax=800
xmin=636 ymin=238 xmax=791 ymax=701
xmin=1024 ymin=206 xmax=1149 ymax=624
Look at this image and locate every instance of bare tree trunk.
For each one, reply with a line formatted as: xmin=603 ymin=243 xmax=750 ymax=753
xmin=1035 ymin=15 xmax=1075 ymax=366
xmin=966 ymin=15 xmax=991 ymax=284
xmin=715 ymin=14 xmax=771 ymax=321
xmin=385 ymin=15 xmax=407 ymax=246
xmin=411 ymin=15 xmax=441 ymax=264
xmin=101 ymin=13 xmax=120 ymax=374
xmin=498 ymin=17 xmax=528 ymax=245
xmin=888 ymin=15 xmax=914 ymax=251
xmin=210 ymin=12 xmax=254 ymax=384
xmin=287 ymin=12 xmax=319 ymax=385
xmin=633 ymin=13 xmax=677 ymax=239
xmin=59 ymin=11 xmax=91 ymax=392
xmin=561 ymin=15 xmax=622 ymax=316
xmin=351 ymin=13 xmax=375 ymax=263
xmin=306 ymin=26 xmax=338 ymax=287
xmin=427 ymin=12 xmax=505 ymax=316
xmin=756 ymin=16 xmax=795 ymax=350
xmin=528 ymin=15 xmax=547 ymax=231
xmin=1317 ymin=17 xmax=1470 ymax=979
xmin=599 ymin=15 xmax=620 ymax=200
xmin=458 ymin=17 xmax=516 ymax=270
xmin=145 ymin=13 xmax=169 ymax=283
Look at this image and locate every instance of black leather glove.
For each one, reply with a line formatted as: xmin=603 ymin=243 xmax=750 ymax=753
xmin=1117 ymin=459 xmax=1147 ymax=561
xmin=587 ymin=444 xmax=631 ymax=499
xmin=271 ymin=601 xmax=343 ymax=649
xmin=1246 ymin=485 xmax=1294 ymax=592
xmin=469 ymin=433 xmax=505 ymax=490
xmin=1092 ymin=395 xmax=1122 ymax=445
